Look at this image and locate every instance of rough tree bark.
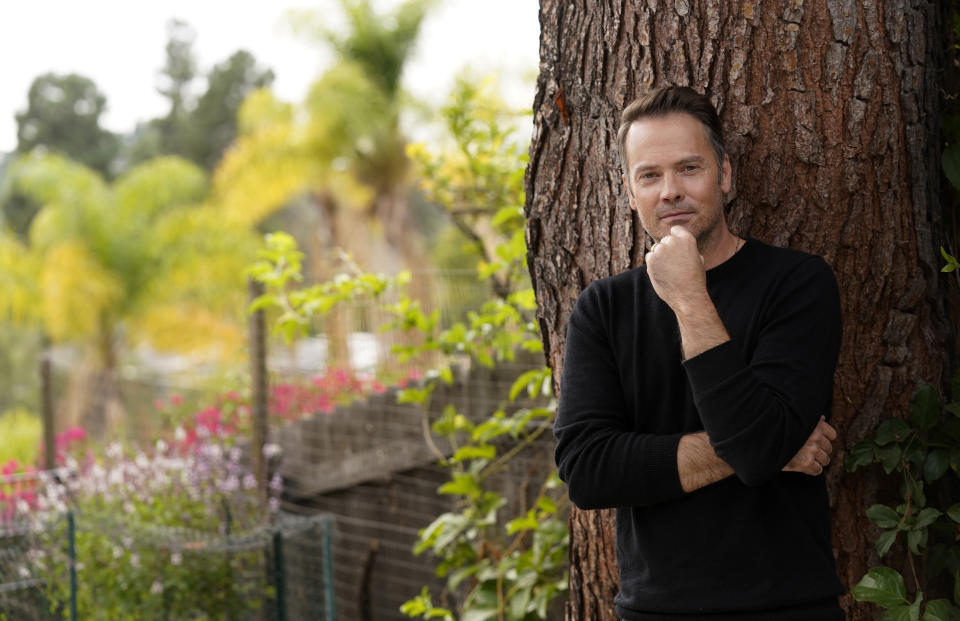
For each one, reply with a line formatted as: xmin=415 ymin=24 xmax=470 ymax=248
xmin=523 ymin=2 xmax=950 ymax=620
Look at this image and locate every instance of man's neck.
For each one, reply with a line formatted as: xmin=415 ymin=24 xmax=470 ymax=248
xmin=699 ymin=227 xmax=741 ymax=270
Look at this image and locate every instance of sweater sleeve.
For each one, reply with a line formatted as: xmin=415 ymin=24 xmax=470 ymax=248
xmin=554 ymin=286 xmax=685 ymax=509
xmin=682 ymin=256 xmax=842 ymax=487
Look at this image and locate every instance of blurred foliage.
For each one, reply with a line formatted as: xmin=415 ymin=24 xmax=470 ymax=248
xmin=250 ymin=69 xmax=565 ymax=619
xmin=0 ymin=407 xmax=42 ymax=466
xmin=408 ymin=73 xmax=530 ymax=299
xmin=125 ymin=20 xmax=275 ymax=173
xmin=0 ymin=151 xmax=256 ymax=359
xmin=14 ymin=73 xmax=119 ymax=178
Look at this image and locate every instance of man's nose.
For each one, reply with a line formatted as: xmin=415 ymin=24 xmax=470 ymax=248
xmin=660 ymin=173 xmax=683 ymax=202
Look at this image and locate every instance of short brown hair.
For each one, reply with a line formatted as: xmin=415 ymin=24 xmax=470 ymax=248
xmin=617 ymin=86 xmax=726 ymax=176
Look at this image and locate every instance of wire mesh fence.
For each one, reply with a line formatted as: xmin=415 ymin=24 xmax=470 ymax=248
xmin=0 ymin=469 xmax=336 ymax=620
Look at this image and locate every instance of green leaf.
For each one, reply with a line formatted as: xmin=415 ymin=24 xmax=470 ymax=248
xmin=878 ymin=444 xmax=903 ymax=474
xmin=461 ymin=608 xmax=498 ymax=621
xmin=846 ymin=440 xmax=877 ymax=472
xmin=941 ymin=246 xmax=960 ymax=272
xmin=942 ymin=142 xmax=960 ymax=190
xmin=438 ymin=472 xmax=482 ymax=499
xmin=946 ymin=503 xmax=960 ymax=523
xmin=877 ymin=530 xmax=898 ymax=557
xmin=509 ymin=369 xmax=544 ymax=402
xmin=910 ymin=386 xmax=940 ymax=430
xmin=451 ymin=445 xmax=496 ymax=463
xmin=907 ymin=529 xmax=924 ymax=555
xmin=924 ymin=450 xmax=950 ymax=483
xmin=506 ymin=510 xmax=539 ymax=535
xmin=852 ymin=567 xmax=909 ymax=607
xmin=876 ymin=419 xmax=913 ymax=446
xmin=922 ymin=599 xmax=959 ymax=621
xmin=536 ymin=495 xmax=558 ymax=514
xmin=913 ymin=508 xmax=942 ymax=530
xmin=868 ymin=505 xmax=902 ymax=529
xmin=909 ymin=592 xmax=923 ymax=621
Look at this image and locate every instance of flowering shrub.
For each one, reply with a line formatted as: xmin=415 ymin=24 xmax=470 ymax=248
xmin=150 ymin=367 xmax=402 ymax=435
xmin=26 ymin=421 xmax=282 ymax=619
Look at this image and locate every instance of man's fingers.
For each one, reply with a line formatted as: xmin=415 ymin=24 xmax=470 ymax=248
xmin=819 ymin=420 xmax=838 ymax=441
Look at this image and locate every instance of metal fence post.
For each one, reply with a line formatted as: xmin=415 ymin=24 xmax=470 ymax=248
xmin=67 ymin=511 xmax=77 ymax=621
xmin=41 ymin=340 xmax=55 ymax=471
xmin=272 ymin=530 xmax=286 ymax=621
xmin=248 ymin=278 xmax=269 ymax=503
xmin=322 ymin=516 xmax=335 ymax=621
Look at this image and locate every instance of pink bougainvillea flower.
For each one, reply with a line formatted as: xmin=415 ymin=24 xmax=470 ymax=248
xmin=2 ymin=459 xmax=20 ymax=477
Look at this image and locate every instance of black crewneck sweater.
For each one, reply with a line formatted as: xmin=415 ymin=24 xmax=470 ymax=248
xmin=554 ymin=239 xmax=845 ymax=619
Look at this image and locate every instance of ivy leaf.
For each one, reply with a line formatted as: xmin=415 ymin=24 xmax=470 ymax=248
xmin=946 ymin=503 xmax=960 ymax=523
xmin=941 ymin=246 xmax=960 ymax=273
xmin=867 ymin=505 xmax=902 ymax=529
xmin=907 ymin=529 xmax=925 ymax=556
xmin=877 ymin=530 xmax=898 ymax=557
xmin=923 ymin=599 xmax=960 ymax=621
xmin=942 ymin=142 xmax=960 ymax=190
xmin=913 ymin=508 xmax=942 ymax=530
xmin=909 ymin=386 xmax=940 ymax=430
xmin=876 ymin=419 xmax=913 ymax=446
xmin=877 ymin=444 xmax=903 ymax=474
xmin=852 ymin=567 xmax=909 ymax=607
xmin=924 ymin=450 xmax=950 ymax=483
xmin=846 ymin=440 xmax=877 ymax=472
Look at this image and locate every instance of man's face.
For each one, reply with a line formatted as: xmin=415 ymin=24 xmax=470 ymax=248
xmin=623 ymin=112 xmax=731 ymax=245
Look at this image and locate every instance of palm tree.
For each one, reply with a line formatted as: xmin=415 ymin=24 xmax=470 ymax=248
xmin=0 ymin=152 xmax=259 ymax=438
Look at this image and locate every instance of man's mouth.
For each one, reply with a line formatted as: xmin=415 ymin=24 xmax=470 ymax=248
xmin=660 ymin=210 xmax=694 ymax=224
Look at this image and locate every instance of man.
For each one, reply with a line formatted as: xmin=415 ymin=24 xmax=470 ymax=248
xmin=553 ymin=86 xmax=845 ymax=620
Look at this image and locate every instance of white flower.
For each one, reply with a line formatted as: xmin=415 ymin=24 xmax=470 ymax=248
xmin=174 ymin=427 xmax=186 ymax=443
xmin=135 ymin=453 xmax=149 ymax=470
xmin=123 ymin=502 xmax=135 ymax=515
xmin=108 ymin=469 xmax=124 ymax=487
xmin=229 ymin=447 xmax=242 ymax=463
xmin=268 ymin=496 xmax=280 ymax=512
xmin=171 ymin=552 xmax=182 ymax=566
xmin=122 ymin=536 xmax=133 ymax=549
xmin=106 ymin=443 xmax=124 ymax=460
xmin=155 ymin=439 xmax=168 ymax=454
xmin=150 ymin=580 xmax=163 ymax=595
xmin=243 ymin=474 xmax=257 ymax=490
xmin=269 ymin=473 xmax=283 ymax=493
xmin=262 ymin=443 xmax=282 ymax=459
xmin=130 ymin=554 xmax=140 ymax=568
xmin=113 ymin=546 xmax=123 ymax=559
xmin=17 ymin=565 xmax=29 ymax=578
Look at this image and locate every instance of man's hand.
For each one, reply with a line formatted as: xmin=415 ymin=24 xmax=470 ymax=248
xmin=782 ymin=417 xmax=837 ymax=476
xmin=645 ymin=226 xmax=709 ymax=314
xmin=647 ymin=226 xmax=728 ymax=359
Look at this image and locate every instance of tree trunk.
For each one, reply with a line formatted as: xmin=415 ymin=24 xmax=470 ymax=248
xmin=524 ymin=2 xmax=950 ymax=620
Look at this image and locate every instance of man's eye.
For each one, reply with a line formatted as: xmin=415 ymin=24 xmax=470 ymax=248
xmin=681 ymin=165 xmax=700 ymax=173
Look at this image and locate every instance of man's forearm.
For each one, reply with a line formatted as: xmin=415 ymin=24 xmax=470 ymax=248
xmin=674 ymin=295 xmax=729 ymax=360
xmin=677 ymin=432 xmax=733 ymax=492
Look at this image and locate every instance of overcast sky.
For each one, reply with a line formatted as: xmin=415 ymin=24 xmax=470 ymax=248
xmin=0 ymin=0 xmax=541 ymax=153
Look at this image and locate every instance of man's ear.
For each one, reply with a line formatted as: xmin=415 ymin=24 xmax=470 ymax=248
xmin=720 ymin=155 xmax=732 ymax=194
xmin=622 ymin=175 xmax=638 ymax=212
